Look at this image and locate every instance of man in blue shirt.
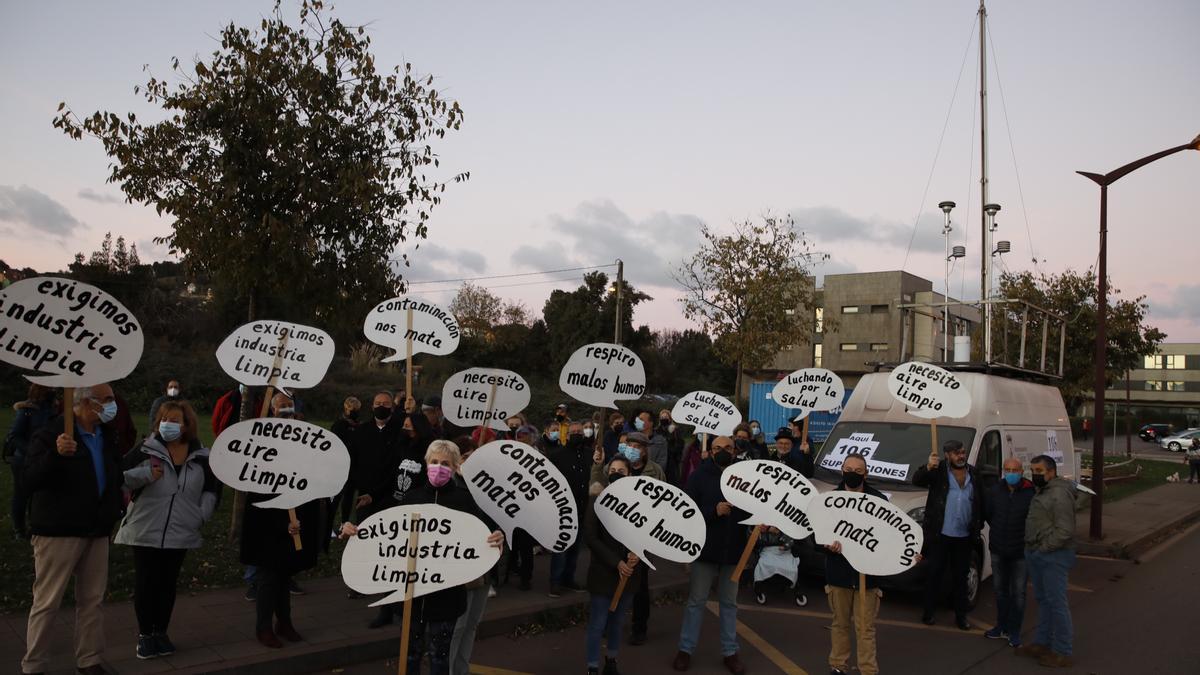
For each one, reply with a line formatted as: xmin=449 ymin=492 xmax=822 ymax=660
xmin=21 ymin=383 xmax=124 ymax=675
xmin=913 ymin=439 xmax=984 ymax=630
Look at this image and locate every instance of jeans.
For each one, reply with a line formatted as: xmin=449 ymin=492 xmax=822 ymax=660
xmin=922 ymin=534 xmax=972 ymax=619
xmin=990 ymin=553 xmax=1027 ymax=637
xmin=132 ymin=547 xmax=187 ymax=635
xmin=586 ymin=591 xmax=633 ymax=667
xmin=407 ymin=619 xmax=455 ymax=674
xmin=678 ymin=561 xmax=739 ymax=657
xmin=1027 ymin=548 xmax=1074 ymax=656
xmin=550 ymin=541 xmax=580 ymax=587
xmin=449 ymin=584 xmax=490 ymax=675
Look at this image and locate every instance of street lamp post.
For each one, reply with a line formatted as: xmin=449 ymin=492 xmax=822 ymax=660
xmin=1077 ymin=133 xmax=1199 ymax=540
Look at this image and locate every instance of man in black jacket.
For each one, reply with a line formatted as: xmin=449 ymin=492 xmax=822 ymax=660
xmin=547 ymin=422 xmax=591 ymax=596
xmin=913 ymin=439 xmax=984 ymax=630
xmin=772 ymin=428 xmax=814 ymax=478
xmin=21 ymin=383 xmax=124 ymax=675
xmin=823 ymin=453 xmax=885 ymax=675
xmin=673 ymin=436 xmax=748 ymax=675
xmin=982 ymin=456 xmax=1035 ymax=647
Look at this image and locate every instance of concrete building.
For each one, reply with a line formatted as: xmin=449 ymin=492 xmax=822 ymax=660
xmin=1081 ymin=342 xmax=1200 ymax=429
xmin=743 ymin=270 xmax=980 ymax=399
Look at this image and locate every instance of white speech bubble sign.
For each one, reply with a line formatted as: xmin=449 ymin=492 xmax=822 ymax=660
xmin=363 ymin=296 xmax=460 ymax=361
xmin=558 ymin=343 xmax=646 ymax=408
xmin=670 ymin=391 xmax=742 ymax=436
xmin=442 ymin=368 xmax=531 ymax=431
xmin=809 ymin=490 xmax=924 ymax=577
xmin=341 ymin=503 xmax=501 ymax=607
xmin=593 ymin=476 xmax=705 ymax=570
xmin=772 ymin=368 xmax=845 ymax=420
xmin=887 ymin=361 xmax=971 ymax=419
xmin=0 ymin=277 xmax=144 ymax=387
xmin=209 ymin=418 xmax=349 ymax=510
xmin=719 ymin=459 xmax=818 ymax=540
xmin=461 ymin=440 xmax=578 ymax=552
xmin=215 ymin=320 xmax=334 ymax=396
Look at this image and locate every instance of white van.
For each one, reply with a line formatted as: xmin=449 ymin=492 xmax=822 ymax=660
xmin=803 ymin=369 xmax=1078 ymax=607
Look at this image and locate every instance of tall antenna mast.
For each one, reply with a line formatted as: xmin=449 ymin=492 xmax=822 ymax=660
xmin=978 ymin=0 xmax=992 ymax=361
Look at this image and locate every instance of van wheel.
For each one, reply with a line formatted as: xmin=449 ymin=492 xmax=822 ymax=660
xmin=966 ymin=549 xmax=982 ymax=610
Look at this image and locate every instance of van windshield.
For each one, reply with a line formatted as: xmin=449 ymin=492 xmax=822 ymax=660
xmin=814 ymin=422 xmax=976 ymax=487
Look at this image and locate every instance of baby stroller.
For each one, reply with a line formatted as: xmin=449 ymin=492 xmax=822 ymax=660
xmin=752 ymin=527 xmax=808 ymax=607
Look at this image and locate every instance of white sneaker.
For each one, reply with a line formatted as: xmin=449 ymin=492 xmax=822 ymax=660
xmin=487 ymin=585 xmax=497 ymax=598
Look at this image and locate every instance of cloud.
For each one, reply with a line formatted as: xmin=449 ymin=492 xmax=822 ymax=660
xmin=809 ymin=256 xmax=858 ymax=286
xmin=789 ymin=205 xmax=946 ymax=254
xmin=78 ymin=188 xmax=122 ymax=204
xmin=394 ymin=242 xmax=489 ymax=287
xmin=1154 ymin=283 xmax=1200 ymax=321
xmin=0 ymin=184 xmax=81 ymax=236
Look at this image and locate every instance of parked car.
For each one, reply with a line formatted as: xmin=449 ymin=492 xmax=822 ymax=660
xmin=1138 ymin=423 xmax=1174 ymax=442
xmin=1159 ymin=429 xmax=1200 ymax=451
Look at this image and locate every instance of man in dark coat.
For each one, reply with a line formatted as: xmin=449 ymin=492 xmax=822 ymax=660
xmin=982 ymin=456 xmax=1035 ymax=647
xmin=773 ymin=428 xmax=814 ymax=478
xmin=673 ymin=436 xmax=748 ymax=675
xmin=21 ymin=383 xmax=125 ymax=675
xmin=913 ymin=439 xmax=984 ymax=630
xmin=548 ymin=421 xmax=591 ymax=596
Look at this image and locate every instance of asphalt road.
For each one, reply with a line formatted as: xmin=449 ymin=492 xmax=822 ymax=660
xmin=324 ymin=521 xmax=1200 ymax=675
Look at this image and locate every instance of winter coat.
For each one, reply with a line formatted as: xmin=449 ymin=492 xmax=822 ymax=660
xmin=686 ymin=460 xmax=749 ymax=565
xmin=912 ymin=462 xmax=984 ymax=540
xmin=1024 ymin=477 xmax=1076 ymax=553
xmin=590 ymin=457 xmax=666 ymax=489
xmin=645 ymin=431 xmax=670 ymax=469
xmin=823 ymin=481 xmax=888 ymax=589
xmin=239 ymin=494 xmax=323 ymax=573
xmin=24 ymin=416 xmax=125 ymax=538
xmin=982 ymin=478 xmax=1035 ymax=559
xmin=4 ymin=397 xmax=56 ymax=466
xmin=548 ymin=436 xmax=592 ymax=512
xmin=775 ymin=447 xmax=815 ymax=479
xmin=680 ymin=441 xmax=703 ymax=486
xmin=114 ymin=435 xmax=221 ymax=549
xmin=585 ymin=488 xmax=648 ymax=598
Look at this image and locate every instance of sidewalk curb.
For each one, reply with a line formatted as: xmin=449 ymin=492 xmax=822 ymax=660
xmin=170 ymin=578 xmax=690 ymax=675
xmin=1076 ymin=503 xmax=1200 ymax=559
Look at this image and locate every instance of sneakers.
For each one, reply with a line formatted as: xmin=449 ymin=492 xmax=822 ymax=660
xmin=548 ymin=583 xmax=563 ymax=598
xmin=1037 ymin=652 xmax=1073 ymax=668
xmin=136 ymin=634 xmax=157 ymax=660
xmin=672 ymin=650 xmax=691 ymax=671
xmin=955 ymin=616 xmax=972 ymax=631
xmin=629 ymin=630 xmax=647 ymax=646
xmin=1016 ymin=643 xmax=1050 ymax=659
xmin=1009 ymin=636 xmax=1023 ymax=648
xmin=602 ymin=656 xmax=620 ymax=675
xmin=984 ymin=626 xmax=1007 ymax=640
xmin=243 ymin=583 xmax=257 ymax=601
xmin=154 ymin=632 xmax=176 ymax=656
xmin=723 ymin=653 xmax=746 ymax=675
xmin=288 ymin=579 xmax=305 ymax=595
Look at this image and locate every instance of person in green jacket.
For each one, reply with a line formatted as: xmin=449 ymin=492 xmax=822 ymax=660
xmin=1016 ymin=454 xmax=1077 ymax=669
xmin=589 ymin=431 xmax=665 ymax=488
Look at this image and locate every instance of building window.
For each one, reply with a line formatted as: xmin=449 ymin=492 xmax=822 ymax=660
xmin=1145 ymin=355 xmax=1163 ymax=369
xmin=1145 ymin=380 xmax=1164 ymax=391
xmin=870 ymin=343 xmax=889 ymax=351
xmin=1166 ymin=381 xmax=1186 ymax=391
xmin=870 ymin=304 xmax=889 ymax=314
xmin=841 ymin=305 xmax=859 ymax=314
xmin=815 ymin=307 xmax=824 ymax=333
xmin=840 ymin=343 xmax=859 ymax=352
xmin=1166 ymin=355 xmax=1186 ymax=370
xmin=814 ymin=343 xmax=823 ymax=367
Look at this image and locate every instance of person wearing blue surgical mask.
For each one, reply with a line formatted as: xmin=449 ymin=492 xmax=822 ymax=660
xmin=116 ymin=400 xmax=220 ymax=659
xmin=981 ymin=456 xmax=1035 ymax=648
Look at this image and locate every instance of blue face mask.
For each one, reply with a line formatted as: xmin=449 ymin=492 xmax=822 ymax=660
xmin=634 ymin=418 xmax=646 ymax=431
xmin=159 ymin=421 xmax=182 ymax=442
xmin=620 ymin=444 xmax=640 ymax=463
xmin=548 ymin=430 xmax=560 ymax=441
xmin=1003 ymin=472 xmax=1022 ymax=486
xmin=95 ymin=399 xmax=118 ymax=424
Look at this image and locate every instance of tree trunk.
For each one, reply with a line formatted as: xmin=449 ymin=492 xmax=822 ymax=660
xmin=228 ymin=289 xmax=257 ymax=544
xmin=734 ymin=357 xmax=744 ymax=409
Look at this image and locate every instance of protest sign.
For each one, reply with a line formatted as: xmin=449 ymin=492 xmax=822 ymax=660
xmin=886 ymin=361 xmax=971 ymax=420
xmin=671 ymin=391 xmax=741 ymax=436
xmin=461 ymin=440 xmax=578 ymax=552
xmin=215 ymin=320 xmax=334 ymax=395
xmin=363 ymin=296 xmax=460 ymax=360
xmin=442 ymin=368 xmax=531 ymax=431
xmin=558 ymin=342 xmax=646 ymax=408
xmin=210 ymin=418 xmax=350 ymax=509
xmin=341 ymin=503 xmax=501 ymax=607
xmin=594 ymin=476 xmax=705 ymax=571
xmin=809 ymin=490 xmax=924 ymax=577
xmin=772 ymin=368 xmax=844 ymax=419
xmin=0 ymin=277 xmax=144 ymax=386
xmin=720 ymin=459 xmax=817 ymax=540
xmin=816 ymin=432 xmax=912 ymax=482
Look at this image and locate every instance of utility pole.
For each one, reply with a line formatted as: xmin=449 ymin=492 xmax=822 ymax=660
xmin=613 ymin=259 xmax=624 ymax=345
xmin=978 ymin=0 xmax=989 ymax=337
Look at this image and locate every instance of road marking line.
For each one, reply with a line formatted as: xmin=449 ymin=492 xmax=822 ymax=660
xmin=1075 ymin=554 xmax=1126 ymax=562
xmin=469 ymin=665 xmax=535 ymax=675
xmin=734 ymin=602 xmax=984 ymax=635
xmin=1136 ymin=519 xmax=1200 ymax=564
xmin=707 ymin=602 xmax=808 ymax=674
xmin=1067 ymin=583 xmax=1094 ymax=593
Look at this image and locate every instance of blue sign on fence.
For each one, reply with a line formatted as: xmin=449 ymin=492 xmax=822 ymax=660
xmin=748 ymin=381 xmax=852 ymax=445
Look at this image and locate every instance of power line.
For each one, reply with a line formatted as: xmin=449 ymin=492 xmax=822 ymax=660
xmin=412 ymin=275 xmax=593 ymax=294
xmin=399 ymin=263 xmax=618 ymax=286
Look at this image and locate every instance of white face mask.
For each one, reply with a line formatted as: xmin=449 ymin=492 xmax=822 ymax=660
xmin=167 ymin=387 xmax=180 ymax=397
xmin=583 ymin=427 xmax=595 ymax=439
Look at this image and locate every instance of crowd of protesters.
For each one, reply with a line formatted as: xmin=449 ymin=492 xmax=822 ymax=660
xmin=5 ymin=378 xmax=1081 ymax=674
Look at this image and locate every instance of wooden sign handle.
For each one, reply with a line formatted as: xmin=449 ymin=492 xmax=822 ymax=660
xmin=397 ymin=512 xmax=422 ymax=675
xmin=609 ymin=575 xmax=629 ymax=612
xmin=801 ymin=416 xmax=810 ymax=446
xmin=729 ymin=524 xmax=762 ymax=582
xmin=930 ymin=418 xmax=939 ymax=465
xmin=63 ymin=387 xmax=74 ymax=436
xmin=404 ymin=307 xmax=414 ymax=402
xmin=859 ymin=573 xmax=868 ymax=614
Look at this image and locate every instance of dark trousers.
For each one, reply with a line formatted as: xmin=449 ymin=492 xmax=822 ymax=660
xmin=254 ymin=567 xmax=293 ymax=632
xmin=510 ymin=530 xmax=534 ymax=584
xmin=631 ymin=581 xmax=650 ymax=636
xmin=8 ymin=461 xmax=30 ymax=535
xmin=1189 ymin=460 xmax=1200 ymax=483
xmin=923 ymin=534 xmax=972 ymax=619
xmin=549 ymin=541 xmax=581 ymax=587
xmin=407 ymin=618 xmax=455 ymax=674
xmin=132 ymin=547 xmax=187 ymax=635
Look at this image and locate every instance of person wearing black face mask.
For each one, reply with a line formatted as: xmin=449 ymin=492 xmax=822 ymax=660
xmin=547 ymin=423 xmax=591 ymax=597
xmin=349 ymin=392 xmax=402 ymax=525
xmin=822 ymin=453 xmax=887 ymax=675
xmin=329 ymin=397 xmax=363 ymax=532
xmin=1017 ymin=455 xmax=1077 ymax=668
